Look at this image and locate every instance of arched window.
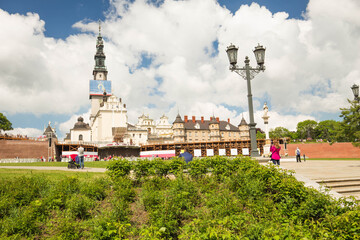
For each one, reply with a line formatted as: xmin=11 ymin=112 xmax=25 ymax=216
xmin=79 ymin=134 xmax=83 ymax=141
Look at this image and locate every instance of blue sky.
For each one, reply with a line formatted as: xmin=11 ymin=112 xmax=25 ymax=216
xmin=1 ymin=0 xmax=308 ymax=39
xmin=1 ymin=0 xmax=358 ymax=138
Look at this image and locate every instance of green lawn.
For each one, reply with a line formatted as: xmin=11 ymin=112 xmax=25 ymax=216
xmin=0 ymin=168 xmax=106 ymax=180
xmin=0 ymin=161 xmax=110 ymax=168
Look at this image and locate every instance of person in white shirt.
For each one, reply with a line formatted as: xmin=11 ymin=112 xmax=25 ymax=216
xmin=78 ymin=145 xmax=85 ymax=169
xmin=295 ymin=147 xmax=301 ymax=162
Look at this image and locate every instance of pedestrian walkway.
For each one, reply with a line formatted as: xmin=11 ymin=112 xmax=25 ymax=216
xmin=278 ymin=160 xmax=360 ymax=200
xmin=0 ymin=166 xmax=106 ymax=172
xmin=280 ymin=160 xmax=360 ymax=180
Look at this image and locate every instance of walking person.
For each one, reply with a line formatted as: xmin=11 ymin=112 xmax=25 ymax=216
xmin=295 ymin=147 xmax=301 ymax=162
xmin=179 ymin=148 xmax=193 ymax=163
xmin=270 ymin=141 xmax=281 ymax=165
xmin=78 ymin=145 xmax=84 ymax=169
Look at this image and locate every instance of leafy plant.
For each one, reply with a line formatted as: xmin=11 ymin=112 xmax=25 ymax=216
xmin=106 ymin=158 xmax=132 ymax=179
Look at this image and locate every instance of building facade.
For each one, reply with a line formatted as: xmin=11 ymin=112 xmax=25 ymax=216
xmin=172 ymin=114 xmax=250 ymax=143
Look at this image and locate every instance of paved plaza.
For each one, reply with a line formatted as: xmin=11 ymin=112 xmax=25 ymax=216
xmin=279 ymin=160 xmax=360 ymax=180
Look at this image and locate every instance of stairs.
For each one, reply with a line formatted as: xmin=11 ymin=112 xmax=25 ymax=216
xmin=316 ymin=178 xmax=360 ymax=201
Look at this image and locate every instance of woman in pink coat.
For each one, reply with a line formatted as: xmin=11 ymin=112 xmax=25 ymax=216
xmin=270 ymin=141 xmax=281 ymax=165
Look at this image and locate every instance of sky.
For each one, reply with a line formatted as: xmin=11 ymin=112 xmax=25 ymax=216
xmin=1 ymin=0 xmax=359 ymax=139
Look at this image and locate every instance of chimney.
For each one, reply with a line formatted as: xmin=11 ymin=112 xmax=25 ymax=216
xmin=124 ymin=104 xmax=126 ymax=108
xmin=216 ymin=117 xmax=219 ymax=122
xmin=201 ymin=116 xmax=204 ymax=123
xmin=210 ymin=117 xmax=213 ymax=121
xmin=192 ymin=116 xmax=196 ymax=123
xmin=184 ymin=115 xmax=188 ymax=123
xmin=228 ymin=118 xmax=230 ymax=123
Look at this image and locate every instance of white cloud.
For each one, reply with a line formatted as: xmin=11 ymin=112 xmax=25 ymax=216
xmin=1 ymin=0 xmax=359 ymax=139
xmin=4 ymin=128 xmax=43 ymax=138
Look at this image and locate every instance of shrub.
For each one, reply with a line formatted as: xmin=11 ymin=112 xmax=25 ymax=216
xmin=188 ymin=158 xmax=208 ymax=179
xmin=133 ymin=158 xmax=155 ymax=180
xmin=66 ymin=194 xmax=95 ymax=219
xmin=152 ymin=158 xmax=171 ymax=177
xmin=1 ymin=207 xmax=40 ymax=237
xmin=57 ymin=216 xmax=83 ymax=240
xmin=111 ymin=198 xmax=131 ymax=222
xmin=106 ymin=158 xmax=132 ymax=179
xmin=80 ymin=178 xmax=110 ymax=201
xmin=168 ymin=157 xmax=186 ymax=175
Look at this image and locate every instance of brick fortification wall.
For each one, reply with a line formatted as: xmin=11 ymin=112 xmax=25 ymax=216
xmin=0 ymin=140 xmax=48 ymax=159
xmin=282 ymin=142 xmax=360 ymax=158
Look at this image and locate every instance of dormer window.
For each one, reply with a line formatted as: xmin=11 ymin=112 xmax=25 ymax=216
xmin=225 ymin=124 xmax=230 ymax=130
xmin=195 ymin=123 xmax=200 ymax=129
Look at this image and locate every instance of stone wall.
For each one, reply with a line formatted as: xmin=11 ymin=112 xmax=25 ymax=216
xmin=282 ymin=142 xmax=360 ymax=158
xmin=0 ymin=140 xmax=49 ymax=159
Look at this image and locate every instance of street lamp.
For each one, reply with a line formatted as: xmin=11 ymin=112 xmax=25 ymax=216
xmin=351 ymin=83 xmax=359 ymax=102
xmin=226 ymin=43 xmax=266 ymax=157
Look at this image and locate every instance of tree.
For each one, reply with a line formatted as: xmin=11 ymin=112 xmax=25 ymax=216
xmin=256 ymin=131 xmax=266 ymax=139
xmin=340 ymin=100 xmax=360 ymax=142
xmin=0 ymin=113 xmax=12 ymax=132
xmin=269 ymin=127 xmax=291 ymax=139
xmin=296 ymin=120 xmax=318 ymax=140
xmin=315 ymin=120 xmax=343 ymax=142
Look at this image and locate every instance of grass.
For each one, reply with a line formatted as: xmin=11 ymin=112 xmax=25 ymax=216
xmin=0 ymin=161 xmax=110 ymax=168
xmin=0 ymin=168 xmax=106 ymax=180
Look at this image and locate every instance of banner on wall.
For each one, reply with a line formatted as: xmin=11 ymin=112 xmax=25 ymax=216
xmin=231 ymin=148 xmax=238 ymax=156
xmin=140 ymin=150 xmax=175 ymax=158
xmin=194 ymin=149 xmax=202 ymax=157
xmin=206 ymin=149 xmax=214 ymax=156
xmin=219 ymin=149 xmax=226 ymax=156
xmin=242 ymin=148 xmax=250 ymax=156
xmin=62 ymin=151 xmax=98 ymax=159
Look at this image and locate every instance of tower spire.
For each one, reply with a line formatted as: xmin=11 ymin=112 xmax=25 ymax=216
xmin=98 ymin=19 xmax=101 ymax=37
xmin=93 ymin=20 xmax=107 ymax=81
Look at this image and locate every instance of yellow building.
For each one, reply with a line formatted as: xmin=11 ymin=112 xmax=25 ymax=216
xmin=172 ymin=115 xmax=250 ymax=143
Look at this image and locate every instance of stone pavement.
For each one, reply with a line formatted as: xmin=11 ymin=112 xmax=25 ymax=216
xmin=279 ymin=159 xmax=360 ymax=180
xmin=267 ymin=159 xmax=360 ymax=200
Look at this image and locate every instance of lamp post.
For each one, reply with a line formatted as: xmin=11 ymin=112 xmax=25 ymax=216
xmin=226 ymin=43 xmax=266 ymax=157
xmin=351 ymin=83 xmax=359 ymax=103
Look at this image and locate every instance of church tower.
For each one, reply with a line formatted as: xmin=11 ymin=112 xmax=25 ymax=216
xmin=89 ymin=21 xmax=112 ymax=124
xmin=93 ymin=22 xmax=107 ymax=81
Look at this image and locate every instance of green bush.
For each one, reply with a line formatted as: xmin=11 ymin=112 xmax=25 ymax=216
xmin=66 ymin=194 xmax=95 ymax=219
xmin=111 ymin=198 xmax=131 ymax=222
xmin=2 ymin=156 xmax=360 ymax=239
xmin=168 ymin=157 xmax=186 ymax=175
xmin=187 ymin=158 xmax=208 ymax=179
xmin=133 ymin=158 xmax=155 ymax=180
xmin=80 ymin=177 xmax=110 ymax=201
xmin=106 ymin=158 xmax=132 ymax=179
xmin=57 ymin=216 xmax=83 ymax=240
xmin=1 ymin=207 xmax=40 ymax=237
